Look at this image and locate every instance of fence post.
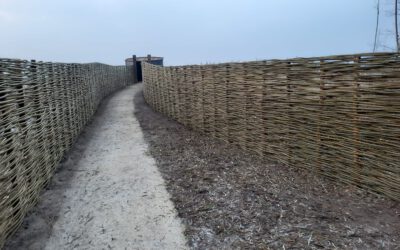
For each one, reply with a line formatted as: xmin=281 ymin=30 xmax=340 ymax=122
xmin=286 ymin=61 xmax=292 ymax=166
xmin=353 ymin=56 xmax=361 ymax=183
xmin=317 ymin=59 xmax=325 ymax=174
xmin=132 ymin=55 xmax=138 ymax=83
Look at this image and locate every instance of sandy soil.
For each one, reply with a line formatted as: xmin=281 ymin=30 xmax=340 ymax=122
xmin=5 ymin=84 xmax=188 ymax=250
xmin=133 ymin=84 xmax=400 ymax=249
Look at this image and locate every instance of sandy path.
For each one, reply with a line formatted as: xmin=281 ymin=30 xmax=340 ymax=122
xmin=5 ymin=84 xmax=188 ymax=250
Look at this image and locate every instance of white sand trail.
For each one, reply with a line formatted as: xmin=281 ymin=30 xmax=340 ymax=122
xmin=5 ymin=84 xmax=188 ymax=250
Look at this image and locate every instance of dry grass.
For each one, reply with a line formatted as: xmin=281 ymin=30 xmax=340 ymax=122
xmin=134 ymin=88 xmax=400 ymax=249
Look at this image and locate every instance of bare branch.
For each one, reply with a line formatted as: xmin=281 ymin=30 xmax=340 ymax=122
xmin=374 ymin=0 xmax=380 ymax=52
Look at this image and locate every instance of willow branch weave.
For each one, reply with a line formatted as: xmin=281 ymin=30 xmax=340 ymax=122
xmin=142 ymin=52 xmax=400 ymax=201
xmin=0 ymin=58 xmax=133 ymax=247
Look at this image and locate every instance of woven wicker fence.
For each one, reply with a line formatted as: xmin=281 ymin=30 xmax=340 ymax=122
xmin=0 ymin=58 xmax=133 ymax=247
xmin=142 ymin=52 xmax=400 ymax=201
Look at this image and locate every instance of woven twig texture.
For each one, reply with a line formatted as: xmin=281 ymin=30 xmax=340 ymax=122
xmin=142 ymin=53 xmax=400 ymax=201
xmin=0 ymin=58 xmax=133 ymax=247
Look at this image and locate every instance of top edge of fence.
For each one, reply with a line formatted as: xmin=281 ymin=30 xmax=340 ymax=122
xmin=0 ymin=57 xmax=127 ymax=67
xmin=143 ymin=52 xmax=400 ymax=69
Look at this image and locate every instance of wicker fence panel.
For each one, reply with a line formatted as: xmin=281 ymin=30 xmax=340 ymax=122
xmin=0 ymin=58 xmax=133 ymax=247
xmin=142 ymin=52 xmax=400 ymax=200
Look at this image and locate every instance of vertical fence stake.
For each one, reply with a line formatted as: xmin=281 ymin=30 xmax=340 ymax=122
xmin=353 ymin=56 xmax=361 ymax=184
xmin=286 ymin=61 xmax=293 ymax=166
xmin=132 ymin=55 xmax=138 ymax=83
xmin=317 ymin=60 xmax=325 ymax=174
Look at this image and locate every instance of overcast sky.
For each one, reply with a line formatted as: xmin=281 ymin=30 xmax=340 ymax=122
xmin=0 ymin=0 xmax=395 ymax=65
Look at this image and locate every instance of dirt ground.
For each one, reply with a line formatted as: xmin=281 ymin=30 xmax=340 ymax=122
xmin=5 ymin=85 xmax=187 ymax=250
xmin=134 ymin=84 xmax=400 ymax=249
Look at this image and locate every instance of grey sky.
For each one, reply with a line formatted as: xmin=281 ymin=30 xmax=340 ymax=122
xmin=0 ymin=0 xmax=394 ymax=65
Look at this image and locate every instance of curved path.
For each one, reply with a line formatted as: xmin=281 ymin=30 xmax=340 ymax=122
xmin=5 ymin=84 xmax=188 ymax=250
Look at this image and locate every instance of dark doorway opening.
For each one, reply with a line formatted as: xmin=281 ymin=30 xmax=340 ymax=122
xmin=137 ymin=61 xmax=143 ymax=82
xmin=125 ymin=55 xmax=164 ymax=83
